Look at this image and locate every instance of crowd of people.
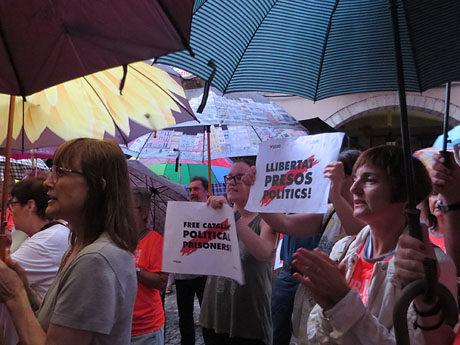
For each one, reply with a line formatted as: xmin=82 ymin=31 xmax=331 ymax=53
xmin=0 ymin=137 xmax=458 ymax=345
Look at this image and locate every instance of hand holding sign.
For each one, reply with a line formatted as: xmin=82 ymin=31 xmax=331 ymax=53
xmin=245 ymin=133 xmax=345 ymax=214
xmin=163 ymin=201 xmax=243 ymax=284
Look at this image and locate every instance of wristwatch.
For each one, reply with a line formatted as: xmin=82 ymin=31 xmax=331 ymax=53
xmin=436 ymin=199 xmax=460 ymax=213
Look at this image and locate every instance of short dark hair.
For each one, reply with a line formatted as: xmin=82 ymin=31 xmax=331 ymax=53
xmin=353 ymin=145 xmax=432 ymax=205
xmin=11 ymin=176 xmax=51 ymax=220
xmin=232 ymin=158 xmax=256 ymax=167
xmin=338 ymin=149 xmax=361 ymax=176
xmin=190 ymin=176 xmax=208 ymax=191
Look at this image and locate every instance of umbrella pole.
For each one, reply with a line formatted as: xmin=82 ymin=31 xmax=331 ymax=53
xmin=389 ymin=0 xmax=420 ymax=240
xmin=389 ymin=2 xmax=457 ymax=344
xmin=206 ymin=126 xmax=212 ymax=196
xmin=1 ymin=96 xmax=16 ymax=261
xmin=441 ymin=82 xmax=453 ymax=166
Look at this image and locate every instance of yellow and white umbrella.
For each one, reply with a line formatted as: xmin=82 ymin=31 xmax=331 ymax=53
xmin=0 ymin=62 xmax=195 ymax=151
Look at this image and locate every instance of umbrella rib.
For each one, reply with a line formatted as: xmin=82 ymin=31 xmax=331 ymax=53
xmin=130 ymin=65 xmax=198 ymax=122
xmin=222 ymin=1 xmax=279 ymax=94
xmin=82 ymin=76 xmax=129 ymax=146
xmin=313 ymin=0 xmax=340 ymax=102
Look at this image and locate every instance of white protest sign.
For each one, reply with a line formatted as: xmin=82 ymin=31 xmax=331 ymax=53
xmin=245 ymin=132 xmax=345 ymax=214
xmin=163 ymin=201 xmax=244 ymax=284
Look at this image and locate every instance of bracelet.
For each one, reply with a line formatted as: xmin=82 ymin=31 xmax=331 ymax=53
xmin=413 ymin=313 xmax=445 ymax=331
xmin=413 ymin=299 xmax=442 ymax=317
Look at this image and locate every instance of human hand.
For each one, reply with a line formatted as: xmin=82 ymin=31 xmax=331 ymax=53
xmin=395 ymin=228 xmax=436 ymax=287
xmin=324 ymin=161 xmax=345 ymax=202
xmin=431 ymin=152 xmax=460 ymax=204
xmin=0 ymin=256 xmax=26 ymax=304
xmin=292 ymin=248 xmax=350 ymax=310
xmin=241 ymin=165 xmax=257 ymax=186
xmin=206 ymin=195 xmax=229 ymax=209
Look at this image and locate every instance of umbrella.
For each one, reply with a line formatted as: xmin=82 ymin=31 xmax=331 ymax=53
xmin=158 ymin=0 xmax=460 ymax=340
xmin=0 ymin=1 xmax=194 ymax=259
xmin=143 ymin=158 xmax=232 ymax=184
xmin=413 ymin=147 xmax=455 ymax=173
xmin=433 ymin=125 xmax=460 ymax=149
xmin=0 ymin=156 xmax=49 ymax=180
xmin=127 ymin=160 xmax=189 ymax=236
xmin=124 ymin=89 xmax=307 ymax=193
xmin=0 ymin=0 xmax=193 ymax=97
xmin=158 ymin=0 xmax=460 ymax=102
xmin=0 ymin=62 xmax=195 ymax=151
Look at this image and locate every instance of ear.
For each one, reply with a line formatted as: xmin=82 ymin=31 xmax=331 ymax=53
xmin=100 ymin=178 xmax=107 ymax=191
xmin=27 ymin=199 xmax=36 ymax=213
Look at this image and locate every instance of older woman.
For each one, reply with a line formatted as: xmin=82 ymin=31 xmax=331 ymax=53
xmin=202 ymin=159 xmax=278 ymax=345
xmin=0 ymin=138 xmax=138 ymax=345
xmin=292 ymin=145 xmax=456 ymax=345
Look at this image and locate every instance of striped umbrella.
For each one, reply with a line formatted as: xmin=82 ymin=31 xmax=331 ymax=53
xmin=159 ymin=0 xmax=460 ymax=102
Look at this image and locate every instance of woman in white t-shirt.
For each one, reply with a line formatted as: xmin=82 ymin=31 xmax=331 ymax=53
xmin=1 ymin=176 xmax=70 ymax=344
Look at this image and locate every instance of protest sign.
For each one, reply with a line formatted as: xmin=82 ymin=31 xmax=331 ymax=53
xmin=245 ymin=132 xmax=345 ymax=214
xmin=163 ymin=201 xmax=243 ymax=284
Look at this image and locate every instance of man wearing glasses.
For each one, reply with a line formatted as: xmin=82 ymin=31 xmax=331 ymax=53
xmin=175 ymin=176 xmax=209 ymax=345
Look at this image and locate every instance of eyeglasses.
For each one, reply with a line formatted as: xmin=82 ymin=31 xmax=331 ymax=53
xmin=224 ymin=174 xmax=243 ymax=184
xmin=7 ymin=200 xmax=22 ymax=211
xmin=49 ymin=165 xmax=85 ymax=182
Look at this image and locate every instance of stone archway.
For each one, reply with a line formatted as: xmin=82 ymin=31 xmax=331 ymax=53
xmin=325 ymin=93 xmax=460 ymax=127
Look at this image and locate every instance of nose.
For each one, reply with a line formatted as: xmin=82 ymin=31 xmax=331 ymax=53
xmin=349 ymin=179 xmax=361 ymax=196
xmin=43 ymin=173 xmax=54 ymax=188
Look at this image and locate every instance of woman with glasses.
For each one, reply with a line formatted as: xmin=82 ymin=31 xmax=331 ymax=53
xmin=0 ymin=138 xmax=138 ymax=345
xmin=292 ymin=145 xmax=456 ymax=345
xmin=200 ymin=159 xmax=278 ymax=345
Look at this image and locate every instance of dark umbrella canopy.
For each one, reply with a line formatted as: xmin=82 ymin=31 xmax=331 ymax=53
xmin=127 ymin=160 xmax=189 ymax=236
xmin=0 ymin=0 xmax=193 ymax=97
xmin=159 ymin=0 xmax=460 ymax=101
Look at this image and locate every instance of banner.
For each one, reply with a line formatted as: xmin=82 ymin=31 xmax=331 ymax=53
xmin=245 ymin=133 xmax=345 ymax=214
xmin=163 ymin=201 xmax=243 ymax=284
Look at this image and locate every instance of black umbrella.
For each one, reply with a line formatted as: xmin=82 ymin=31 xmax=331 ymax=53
xmin=0 ymin=0 xmax=194 ymax=259
xmin=127 ymin=160 xmax=189 ymax=236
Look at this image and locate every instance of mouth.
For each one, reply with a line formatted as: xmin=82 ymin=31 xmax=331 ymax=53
xmin=47 ymin=194 xmax=58 ymax=202
xmin=354 ymin=199 xmax=365 ymax=206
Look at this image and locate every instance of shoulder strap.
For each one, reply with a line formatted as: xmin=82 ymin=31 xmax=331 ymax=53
xmin=320 ymin=206 xmax=336 ymax=235
xmin=337 ymin=235 xmax=357 ymax=263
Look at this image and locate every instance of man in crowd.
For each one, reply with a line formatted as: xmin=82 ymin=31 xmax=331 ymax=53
xmin=175 ymin=176 xmax=209 ymax=345
xmin=131 ymin=187 xmax=168 ymax=345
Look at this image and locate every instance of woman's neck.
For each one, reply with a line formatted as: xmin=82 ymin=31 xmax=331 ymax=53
xmin=369 ymin=216 xmax=406 ymax=258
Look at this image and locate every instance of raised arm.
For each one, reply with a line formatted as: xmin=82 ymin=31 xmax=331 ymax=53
xmin=241 ymin=165 xmax=323 ymax=237
xmin=324 ymin=161 xmax=365 ymax=235
xmin=431 ymin=152 xmax=460 ymax=275
xmin=207 ymin=196 xmax=278 ymax=262
xmin=235 ymin=217 xmax=278 ymax=262
xmin=258 ymin=213 xmax=323 ymax=237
